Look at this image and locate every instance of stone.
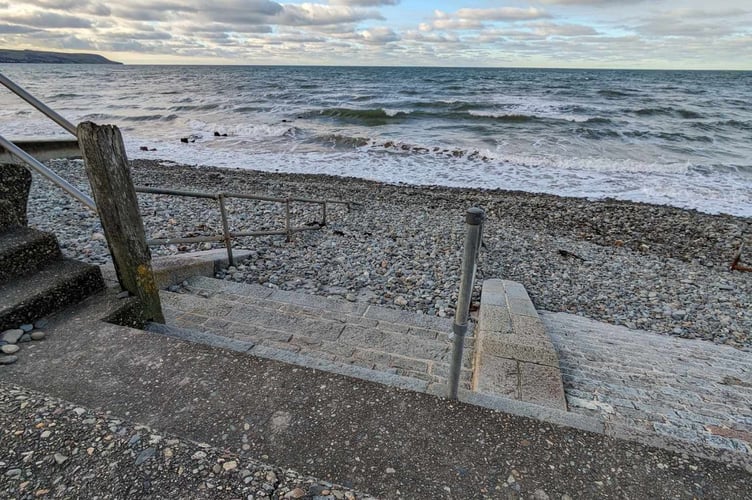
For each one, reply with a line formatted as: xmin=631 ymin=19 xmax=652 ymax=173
xmin=30 ymin=331 xmax=46 ymax=341
xmin=5 ymin=468 xmax=21 ymax=477
xmin=222 ymin=460 xmax=237 ymax=471
xmin=135 ymin=448 xmax=156 ymax=466
xmin=34 ymin=319 xmax=49 ymax=329
xmin=19 ymin=334 xmax=31 ymax=343
xmin=0 ymin=355 xmax=18 ymax=365
xmin=192 ymin=451 xmax=207 ymax=460
xmin=40 ymin=430 xmax=51 ymax=438
xmin=394 ymin=296 xmax=408 ymax=306
xmin=1 ymin=344 xmax=19 ymax=355
xmin=54 ymin=453 xmax=68 ymax=464
xmin=285 ymin=488 xmax=306 ymax=499
xmin=1 ymin=329 xmax=23 ymax=344
xmin=19 ymin=324 xmax=34 ymax=332
xmin=386 ymin=467 xmax=396 ymax=474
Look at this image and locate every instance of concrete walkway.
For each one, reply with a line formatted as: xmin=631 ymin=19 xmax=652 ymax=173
xmin=1 ymin=287 xmax=750 ymax=498
xmin=544 ymin=311 xmax=752 ymax=464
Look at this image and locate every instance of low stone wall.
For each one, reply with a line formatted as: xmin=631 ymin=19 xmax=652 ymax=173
xmin=472 ymin=279 xmax=567 ymax=410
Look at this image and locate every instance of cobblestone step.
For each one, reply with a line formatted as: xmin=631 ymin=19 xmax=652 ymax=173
xmin=542 ymin=311 xmax=752 ymax=464
xmin=160 ymin=276 xmax=472 ymax=388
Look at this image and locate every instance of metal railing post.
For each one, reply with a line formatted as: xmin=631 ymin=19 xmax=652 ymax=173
xmin=217 ymin=194 xmax=234 ymax=266
xmin=285 ymin=198 xmax=292 ymax=242
xmin=448 ymin=207 xmax=485 ymax=400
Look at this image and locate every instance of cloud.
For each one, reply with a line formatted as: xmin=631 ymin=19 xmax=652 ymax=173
xmin=329 ymin=0 xmax=398 ymax=5
xmin=275 ymin=4 xmax=383 ymax=26
xmin=4 ymin=12 xmax=93 ymax=28
xmin=539 ymin=0 xmax=647 ymax=4
xmin=0 ymin=24 xmax=42 ymax=34
xmin=454 ymin=7 xmax=550 ymax=21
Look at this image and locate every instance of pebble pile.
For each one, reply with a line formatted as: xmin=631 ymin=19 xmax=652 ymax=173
xmin=27 ymin=159 xmax=751 ymax=349
xmin=0 ymin=321 xmax=47 ymax=366
xmin=0 ymin=383 xmax=370 ymax=499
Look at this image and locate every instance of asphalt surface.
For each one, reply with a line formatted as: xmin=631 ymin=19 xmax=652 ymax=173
xmin=0 ymin=295 xmax=750 ymax=499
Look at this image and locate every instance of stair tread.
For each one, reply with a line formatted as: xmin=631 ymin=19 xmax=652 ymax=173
xmin=160 ymin=277 xmax=473 ymax=387
xmin=0 ymin=227 xmax=61 ymax=283
xmin=185 ymin=275 xmax=455 ymax=333
xmin=0 ymin=258 xmax=105 ymax=330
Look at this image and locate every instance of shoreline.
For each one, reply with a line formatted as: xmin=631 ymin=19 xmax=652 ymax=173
xmin=26 ymin=158 xmax=752 ymax=350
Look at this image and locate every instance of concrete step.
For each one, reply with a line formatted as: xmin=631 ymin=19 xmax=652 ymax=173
xmin=159 ymin=276 xmax=473 ymax=388
xmin=0 ymin=257 xmax=105 ymax=331
xmin=0 ymin=226 xmax=62 ymax=284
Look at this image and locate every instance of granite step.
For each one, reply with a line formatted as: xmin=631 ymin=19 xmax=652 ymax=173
xmin=158 ymin=276 xmax=473 ymax=388
xmin=0 ymin=257 xmax=105 ymax=331
xmin=0 ymin=226 xmax=62 ymax=284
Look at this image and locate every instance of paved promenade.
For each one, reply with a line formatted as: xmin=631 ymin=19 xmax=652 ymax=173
xmin=544 ymin=311 xmax=752 ymax=464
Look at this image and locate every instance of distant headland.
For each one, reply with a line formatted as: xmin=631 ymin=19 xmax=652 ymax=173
xmin=0 ymin=49 xmax=122 ymax=65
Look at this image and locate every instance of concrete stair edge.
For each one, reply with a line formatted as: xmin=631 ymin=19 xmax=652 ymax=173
xmin=0 ymin=227 xmax=62 ymax=284
xmin=473 ymin=278 xmax=568 ymax=410
xmin=0 ymin=257 xmax=106 ymax=331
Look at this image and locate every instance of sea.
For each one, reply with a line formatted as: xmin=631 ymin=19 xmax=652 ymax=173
xmin=1 ymin=65 xmax=751 ymax=217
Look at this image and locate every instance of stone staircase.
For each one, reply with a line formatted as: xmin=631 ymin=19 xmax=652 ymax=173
xmin=0 ymin=208 xmax=105 ymax=332
xmin=154 ymin=276 xmax=474 ymax=391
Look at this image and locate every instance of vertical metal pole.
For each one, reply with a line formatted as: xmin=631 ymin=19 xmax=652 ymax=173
xmin=218 ymin=194 xmax=234 ymax=266
xmin=321 ymin=201 xmax=327 ymax=226
xmin=285 ymin=198 xmax=292 ymax=242
xmin=448 ymin=207 xmax=485 ymax=400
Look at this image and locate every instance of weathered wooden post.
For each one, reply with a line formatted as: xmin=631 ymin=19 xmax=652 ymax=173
xmin=77 ymin=122 xmax=164 ymax=323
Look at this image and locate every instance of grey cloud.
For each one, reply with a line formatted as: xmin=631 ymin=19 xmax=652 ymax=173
xmin=275 ymin=4 xmax=383 ymax=26
xmin=329 ymin=0 xmax=399 ymax=5
xmin=0 ymin=24 xmax=42 ymax=34
xmin=454 ymin=7 xmax=550 ymax=21
xmin=4 ymin=12 xmax=93 ymax=28
xmin=540 ymin=0 xmax=647 ymax=4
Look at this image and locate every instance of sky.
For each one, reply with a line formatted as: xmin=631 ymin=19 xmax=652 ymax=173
xmin=1 ymin=1 xmax=750 ymax=69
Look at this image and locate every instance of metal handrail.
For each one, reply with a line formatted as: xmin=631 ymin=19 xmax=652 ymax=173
xmin=135 ymin=185 xmax=356 ymax=266
xmin=0 ymin=72 xmax=96 ymax=211
xmin=0 ymin=73 xmax=77 ymax=135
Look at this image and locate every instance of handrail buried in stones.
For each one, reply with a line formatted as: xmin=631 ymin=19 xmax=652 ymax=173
xmin=134 ymin=185 xmax=357 ymax=267
xmin=0 ymin=72 xmax=96 ymax=211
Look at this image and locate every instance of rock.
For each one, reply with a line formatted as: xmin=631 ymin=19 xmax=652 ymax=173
xmin=5 ymin=468 xmax=21 ymax=477
xmin=192 ymin=451 xmax=207 ymax=460
xmin=533 ymin=489 xmax=550 ymax=500
xmin=34 ymin=319 xmax=49 ymax=329
xmin=117 ymin=291 xmax=130 ymax=299
xmin=394 ymin=296 xmax=408 ymax=306
xmin=285 ymin=488 xmax=306 ymax=499
xmin=40 ymin=430 xmax=51 ymax=438
xmin=19 ymin=324 xmax=34 ymax=332
xmin=222 ymin=460 xmax=237 ymax=471
xmin=30 ymin=331 xmax=46 ymax=341
xmin=91 ymin=232 xmax=106 ymax=241
xmin=386 ymin=467 xmax=396 ymax=474
xmin=1 ymin=329 xmax=23 ymax=344
xmin=1 ymin=344 xmax=19 ymax=354
xmin=0 ymin=355 xmax=18 ymax=365
xmin=19 ymin=334 xmax=31 ymax=343
xmin=73 ymin=407 xmax=86 ymax=416
xmin=135 ymin=448 xmax=156 ymax=466
xmin=54 ymin=453 xmax=68 ymax=464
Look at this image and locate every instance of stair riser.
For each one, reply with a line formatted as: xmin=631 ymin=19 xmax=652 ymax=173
xmin=0 ymin=266 xmax=105 ymax=331
xmin=0 ymin=233 xmax=62 ymax=284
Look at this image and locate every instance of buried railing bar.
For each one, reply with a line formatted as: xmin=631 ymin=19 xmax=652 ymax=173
xmin=448 ymin=207 xmax=485 ymax=400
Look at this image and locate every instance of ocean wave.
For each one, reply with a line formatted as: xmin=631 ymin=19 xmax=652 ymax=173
xmin=122 ymin=114 xmax=168 ymax=122
xmin=170 ymin=104 xmax=221 ymax=112
xmin=632 ymin=107 xmax=703 ymax=119
xmin=597 ymin=89 xmax=639 ymax=98
xmin=310 ymin=107 xmax=409 ymax=124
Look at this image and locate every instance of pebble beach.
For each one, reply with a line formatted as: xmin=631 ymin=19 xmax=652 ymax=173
xmin=27 ymin=158 xmax=752 ymax=350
